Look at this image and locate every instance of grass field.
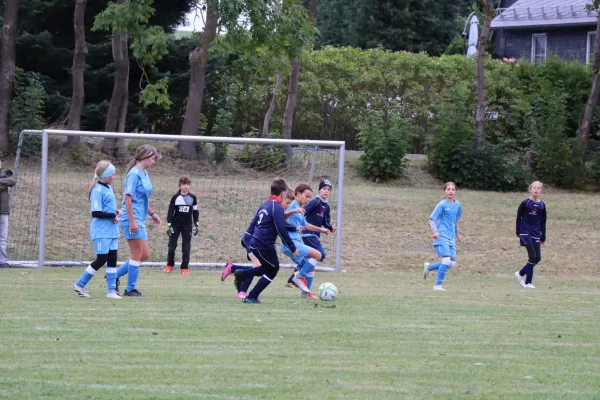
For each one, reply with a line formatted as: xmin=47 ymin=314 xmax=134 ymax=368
xmin=1 ymin=268 xmax=599 ymax=399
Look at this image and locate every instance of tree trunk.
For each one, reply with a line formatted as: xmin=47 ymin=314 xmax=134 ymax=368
xmin=66 ymin=0 xmax=87 ymax=149
xmin=281 ymin=0 xmax=318 ymax=157
xmin=578 ymin=13 xmax=600 ymax=148
xmin=0 ymin=0 xmax=19 ymax=155
xmin=473 ymin=0 xmax=494 ymax=150
xmin=103 ymin=27 xmax=129 ymax=158
xmin=262 ymin=71 xmax=282 ymax=137
xmin=179 ymin=4 xmax=219 ymax=159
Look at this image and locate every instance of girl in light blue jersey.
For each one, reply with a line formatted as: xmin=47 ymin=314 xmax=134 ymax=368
xmin=73 ymin=160 xmax=122 ymax=299
xmin=423 ymin=182 xmax=463 ymax=291
xmin=116 ymin=145 xmax=162 ymax=297
xmin=281 ymin=184 xmax=330 ymax=298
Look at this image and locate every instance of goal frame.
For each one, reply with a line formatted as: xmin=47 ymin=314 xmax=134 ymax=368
xmin=21 ymin=129 xmax=346 ymax=271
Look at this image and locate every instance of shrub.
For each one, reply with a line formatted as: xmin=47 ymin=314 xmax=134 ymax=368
xmin=358 ymin=110 xmax=409 ymax=181
xmin=238 ymin=131 xmax=286 ymax=171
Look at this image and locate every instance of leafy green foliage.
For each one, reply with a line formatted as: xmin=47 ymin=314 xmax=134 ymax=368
xmin=10 ymin=69 xmax=46 ymax=147
xmin=358 ymin=110 xmax=409 ymax=182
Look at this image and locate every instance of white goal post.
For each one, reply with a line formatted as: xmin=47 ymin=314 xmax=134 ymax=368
xmin=10 ymin=129 xmax=346 ymax=272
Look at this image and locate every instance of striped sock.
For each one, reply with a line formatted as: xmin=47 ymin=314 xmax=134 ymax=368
xmin=76 ymin=266 xmax=96 ymax=288
xmin=126 ymin=260 xmax=141 ymax=291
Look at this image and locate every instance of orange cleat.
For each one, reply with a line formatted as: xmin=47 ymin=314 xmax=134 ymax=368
xmin=163 ymin=265 xmax=174 ymax=273
xmin=181 ymin=269 xmax=189 ymax=275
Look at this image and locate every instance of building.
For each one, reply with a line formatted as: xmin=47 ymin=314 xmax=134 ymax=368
xmin=491 ymin=0 xmax=598 ymax=64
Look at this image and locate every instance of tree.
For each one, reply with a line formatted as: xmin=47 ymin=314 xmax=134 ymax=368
xmin=0 ymin=0 xmax=19 ymax=154
xmin=281 ymin=0 xmax=318 ymax=147
xmin=93 ymin=0 xmax=171 ymax=156
xmin=179 ymin=1 xmax=219 ymax=158
xmin=262 ymin=72 xmax=282 ymax=136
xmin=66 ymin=0 xmax=88 ymax=149
xmin=473 ymin=0 xmax=494 ymax=149
xmin=578 ymin=1 xmax=600 ymax=148
xmin=316 ymin=0 xmax=473 ymax=56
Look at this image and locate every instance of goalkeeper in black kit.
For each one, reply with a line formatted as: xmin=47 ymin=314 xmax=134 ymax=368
xmin=163 ymin=176 xmax=199 ymax=275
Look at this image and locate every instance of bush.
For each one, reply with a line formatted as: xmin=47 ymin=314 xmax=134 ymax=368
xmin=238 ymin=131 xmax=286 ymax=171
xmin=442 ymin=142 xmax=532 ymax=192
xmin=357 ymin=111 xmax=409 ymax=181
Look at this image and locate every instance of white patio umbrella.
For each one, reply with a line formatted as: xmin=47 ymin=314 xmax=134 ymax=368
xmin=466 ymin=15 xmax=479 ymax=57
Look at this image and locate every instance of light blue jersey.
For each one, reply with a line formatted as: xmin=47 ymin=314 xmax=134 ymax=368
xmin=120 ymin=165 xmax=152 ymax=225
xmin=430 ymin=199 xmax=462 ymax=245
xmin=90 ymin=183 xmax=119 ymax=240
xmin=284 ymin=200 xmax=307 ymax=242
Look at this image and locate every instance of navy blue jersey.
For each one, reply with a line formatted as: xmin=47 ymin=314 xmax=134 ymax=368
xmin=516 ymin=198 xmax=547 ymax=241
xmin=302 ymin=196 xmax=333 ymax=238
xmin=248 ymin=200 xmax=296 ymax=252
xmin=242 ymin=212 xmax=259 ymax=248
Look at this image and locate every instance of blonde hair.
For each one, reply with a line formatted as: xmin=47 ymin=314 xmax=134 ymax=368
xmin=528 ymin=181 xmax=543 ymax=192
xmin=285 ymin=189 xmax=295 ymax=200
xmin=89 ymin=160 xmax=112 ymax=199
xmin=127 ymin=144 xmax=159 ymax=173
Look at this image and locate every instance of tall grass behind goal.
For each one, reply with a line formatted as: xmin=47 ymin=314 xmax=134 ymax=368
xmin=9 ymin=130 xmax=345 ymax=271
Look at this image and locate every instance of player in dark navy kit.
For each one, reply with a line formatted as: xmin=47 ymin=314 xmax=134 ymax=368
xmin=229 ymin=178 xmax=300 ymax=304
xmin=514 ymin=181 xmax=547 ymax=289
xmin=222 ymin=190 xmax=300 ymax=299
xmin=163 ymin=176 xmax=199 ymax=275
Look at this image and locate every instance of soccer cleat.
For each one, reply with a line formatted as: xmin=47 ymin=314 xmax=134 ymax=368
xmin=221 ymin=262 xmax=233 ymax=281
xmin=423 ymin=262 xmax=430 ymax=280
xmin=525 ymin=283 xmax=536 ymax=289
xmin=291 ymin=272 xmax=310 ymax=293
xmin=124 ymin=289 xmax=144 ymax=297
xmin=286 ymin=282 xmax=297 ymax=288
xmin=300 ymin=291 xmax=316 ymax=299
xmin=233 ymin=270 xmax=245 ymax=292
xmin=72 ymin=283 xmax=90 ymax=298
xmin=163 ymin=265 xmax=174 ymax=273
xmin=181 ymin=269 xmax=189 ymax=275
xmin=236 ymin=291 xmax=247 ymax=299
xmin=106 ymin=291 xmax=122 ymax=299
xmin=433 ymin=285 xmax=446 ymax=291
xmin=243 ymin=297 xmax=262 ymax=304
xmin=514 ymin=271 xmax=526 ymax=288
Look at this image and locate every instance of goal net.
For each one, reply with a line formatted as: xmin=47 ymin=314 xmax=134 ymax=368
xmin=9 ymin=130 xmax=345 ymax=271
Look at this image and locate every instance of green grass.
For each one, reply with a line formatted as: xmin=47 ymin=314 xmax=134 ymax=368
xmin=1 ymin=268 xmax=599 ymax=399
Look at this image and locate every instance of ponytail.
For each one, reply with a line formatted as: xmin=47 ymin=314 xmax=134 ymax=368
xmin=127 ymin=144 xmax=159 ymax=173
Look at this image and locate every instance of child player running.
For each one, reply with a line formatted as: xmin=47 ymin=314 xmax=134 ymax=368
xmin=228 ymin=179 xmax=302 ymax=304
xmin=286 ymin=179 xmax=335 ymax=288
xmin=222 ymin=189 xmax=303 ymax=299
xmin=514 ymin=181 xmax=547 ymax=289
xmin=423 ymin=182 xmax=463 ymax=291
xmin=281 ymin=184 xmax=330 ymax=298
xmin=163 ymin=175 xmax=199 ymax=275
xmin=72 ymin=160 xmax=122 ymax=299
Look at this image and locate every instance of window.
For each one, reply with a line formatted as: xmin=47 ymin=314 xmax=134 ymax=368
xmin=587 ymin=31 xmax=596 ymax=64
xmin=531 ymin=34 xmax=547 ymax=64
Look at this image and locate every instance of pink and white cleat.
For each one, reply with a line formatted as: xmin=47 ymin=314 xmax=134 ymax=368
xmin=222 ymin=263 xmax=233 ymax=282
xmin=236 ymin=291 xmax=247 ymax=299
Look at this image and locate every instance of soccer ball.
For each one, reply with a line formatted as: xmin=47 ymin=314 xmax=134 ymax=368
xmin=318 ymin=282 xmax=338 ymax=301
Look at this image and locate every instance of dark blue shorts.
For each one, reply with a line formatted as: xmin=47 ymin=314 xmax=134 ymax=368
xmin=519 ymin=233 xmax=540 ymax=247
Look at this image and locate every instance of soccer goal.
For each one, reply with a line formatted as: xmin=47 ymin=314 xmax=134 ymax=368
xmin=9 ymin=129 xmax=346 ymax=272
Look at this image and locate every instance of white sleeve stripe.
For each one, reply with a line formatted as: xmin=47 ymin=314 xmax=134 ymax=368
xmin=192 ymin=205 xmax=198 ymax=210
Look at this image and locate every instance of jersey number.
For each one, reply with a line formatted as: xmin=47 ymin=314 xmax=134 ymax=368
xmin=257 ymin=213 xmax=264 ymax=225
xmin=178 ymin=206 xmax=190 ymax=213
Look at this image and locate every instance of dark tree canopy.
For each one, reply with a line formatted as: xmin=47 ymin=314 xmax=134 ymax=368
xmin=315 ymin=0 xmax=473 ymax=56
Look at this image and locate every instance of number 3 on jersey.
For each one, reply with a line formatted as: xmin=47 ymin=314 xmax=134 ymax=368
xmin=257 ymin=209 xmax=267 ymax=225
